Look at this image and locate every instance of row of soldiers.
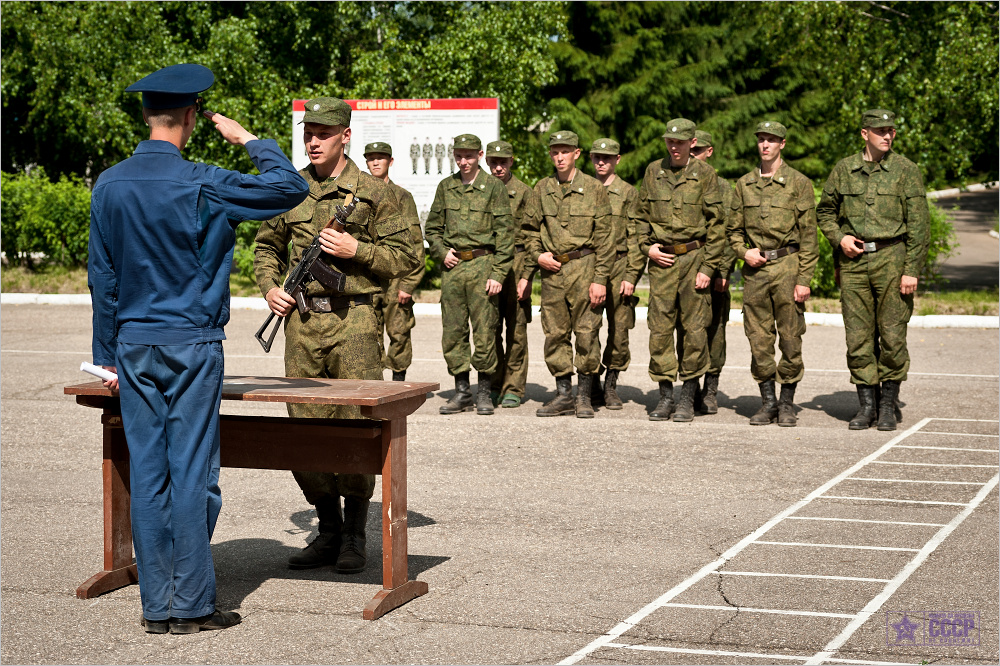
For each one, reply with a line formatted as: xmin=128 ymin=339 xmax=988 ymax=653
xmin=251 ymin=100 xmax=926 ymax=571
xmin=409 ymin=137 xmax=453 ymax=175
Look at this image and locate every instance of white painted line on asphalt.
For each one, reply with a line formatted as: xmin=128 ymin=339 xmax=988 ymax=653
xmin=786 ymin=516 xmax=948 ymax=527
xmin=754 ymin=541 xmax=921 ymax=552
xmin=845 ymin=477 xmax=986 ymax=485
xmin=605 ymin=644 xmax=813 ymax=662
xmin=824 ymin=659 xmax=922 ymax=666
xmin=661 ymin=603 xmax=857 ymax=619
xmin=558 ymin=418 xmax=931 ymax=666
xmin=719 ymin=571 xmax=891 ymax=583
xmin=805 ymin=473 xmax=1000 ymax=665
xmin=869 ymin=460 xmax=998 ymax=468
xmin=895 ymin=444 xmax=999 ymax=453
xmin=912 ymin=431 xmax=1000 ymax=438
xmin=819 ymin=495 xmax=970 ymax=507
xmin=929 ymin=417 xmax=1000 ymax=422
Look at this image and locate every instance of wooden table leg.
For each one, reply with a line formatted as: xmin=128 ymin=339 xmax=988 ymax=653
xmin=76 ymin=412 xmax=137 ymax=599
xmin=363 ymin=416 xmax=427 ymax=620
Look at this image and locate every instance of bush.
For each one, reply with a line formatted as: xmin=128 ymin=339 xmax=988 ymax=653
xmin=1 ymin=169 xmax=92 ymax=267
xmin=233 ymin=220 xmax=261 ymax=285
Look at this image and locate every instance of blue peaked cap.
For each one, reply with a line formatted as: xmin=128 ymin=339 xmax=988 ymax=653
xmin=125 ymin=64 xmax=214 ymax=109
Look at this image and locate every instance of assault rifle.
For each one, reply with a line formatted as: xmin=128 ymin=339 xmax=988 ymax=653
xmin=255 ymin=199 xmax=355 ymax=352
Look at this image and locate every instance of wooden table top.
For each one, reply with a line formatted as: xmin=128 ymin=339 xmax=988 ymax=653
xmin=65 ymin=376 xmax=440 ymax=406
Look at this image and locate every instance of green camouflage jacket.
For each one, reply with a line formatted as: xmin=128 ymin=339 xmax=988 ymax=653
xmin=254 ymin=159 xmax=418 ymax=298
xmin=386 ymin=179 xmax=426 ymax=294
xmin=715 ymin=177 xmax=738 ymax=281
xmin=605 ymin=175 xmax=645 ymax=284
xmin=729 ymin=163 xmax=819 ymax=287
xmin=424 ymin=168 xmax=514 ymax=284
xmin=816 ymin=150 xmax=929 ymax=277
xmin=506 ymin=174 xmax=541 ymax=281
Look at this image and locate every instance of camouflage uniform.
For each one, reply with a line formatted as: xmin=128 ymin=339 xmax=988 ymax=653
xmin=492 ymin=172 xmax=541 ymax=401
xmin=448 ymin=142 xmax=455 ymax=173
xmin=254 ymin=158 xmax=418 ymax=506
xmin=435 ymin=140 xmax=446 ymax=174
xmin=424 ymin=158 xmax=513 ymax=378
xmin=410 ymin=141 xmax=420 ymax=175
xmin=730 ymin=163 xmax=818 ymax=385
xmin=422 ymin=141 xmax=433 ymax=175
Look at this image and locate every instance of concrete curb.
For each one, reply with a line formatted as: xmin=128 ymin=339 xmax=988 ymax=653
xmin=926 ymin=181 xmax=998 ymax=200
xmin=4 ymin=293 xmax=997 ymax=329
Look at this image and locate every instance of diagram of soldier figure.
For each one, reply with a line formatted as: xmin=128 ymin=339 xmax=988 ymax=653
xmin=435 ymin=137 xmax=446 ymax=174
xmin=410 ymin=138 xmax=420 ymax=175
xmin=448 ymin=138 xmax=455 ymax=173
xmin=422 ymin=137 xmax=433 ymax=175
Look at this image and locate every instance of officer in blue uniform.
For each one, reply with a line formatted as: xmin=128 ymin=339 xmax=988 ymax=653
xmin=88 ymin=64 xmax=309 ymax=634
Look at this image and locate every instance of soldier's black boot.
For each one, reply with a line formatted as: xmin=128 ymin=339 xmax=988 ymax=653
xmin=391 ymin=370 xmax=406 ymax=382
xmin=440 ymin=372 xmax=474 ymax=414
xmin=649 ymin=381 xmax=674 ymax=421
xmin=673 ymin=378 xmax=700 ymax=422
xmin=589 ymin=370 xmax=605 ymax=407
xmin=537 ymin=375 xmax=575 ymax=417
xmin=336 ymin=497 xmax=369 ymax=574
xmin=576 ymin=374 xmax=596 ymax=418
xmin=849 ymin=385 xmax=878 ymax=430
xmin=777 ymin=382 xmax=797 ymax=427
xmin=700 ymin=373 xmax=720 ymax=415
xmin=288 ymin=497 xmax=342 ymax=569
xmin=750 ymin=380 xmax=778 ymax=425
xmin=877 ymin=380 xmax=900 ymax=431
xmin=476 ymin=372 xmax=494 ymax=415
xmin=604 ymin=369 xmax=623 ymax=410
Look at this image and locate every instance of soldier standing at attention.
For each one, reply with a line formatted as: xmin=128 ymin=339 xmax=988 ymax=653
xmin=435 ymin=137 xmax=446 ymax=175
xmin=422 ymin=137 xmax=433 ymax=175
xmin=425 ymin=134 xmax=514 ymax=415
xmin=589 ymin=138 xmax=644 ymax=409
xmin=485 ymin=140 xmax=541 ymax=408
xmin=817 ymin=109 xmax=928 ymax=431
xmin=254 ymin=98 xmax=418 ymax=574
xmin=89 ymin=64 xmax=309 ymax=633
xmin=448 ymin=139 xmax=456 ymax=173
xmin=410 ymin=138 xmax=420 ymax=175
xmin=524 ymin=130 xmax=614 ymax=418
xmin=687 ymin=130 xmax=737 ymax=414
xmin=729 ymin=122 xmax=818 ymax=427
xmin=364 ymin=141 xmax=426 ymax=381
xmin=634 ymin=118 xmax=724 ymax=422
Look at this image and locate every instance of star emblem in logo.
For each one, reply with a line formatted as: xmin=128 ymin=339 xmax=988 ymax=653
xmin=313 ymin=104 xmax=320 ymax=111
xmin=892 ymin=614 xmax=920 ymax=642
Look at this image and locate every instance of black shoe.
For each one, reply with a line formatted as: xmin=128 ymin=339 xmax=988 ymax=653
xmin=877 ymin=380 xmax=900 ymax=431
xmin=700 ymin=373 xmax=720 ymax=414
xmin=777 ymin=382 xmax=797 ymax=427
xmin=537 ymin=375 xmax=575 ymax=416
xmin=336 ymin=497 xmax=369 ymax=574
xmin=440 ymin=372 xmax=474 ymax=414
xmin=673 ymin=379 xmax=699 ymax=422
xmin=750 ymin=380 xmax=778 ymax=425
xmin=476 ymin=373 xmax=495 ymax=415
xmin=576 ymin=374 xmax=595 ymax=418
xmin=849 ymin=385 xmax=878 ymax=430
xmin=169 ymin=610 xmax=242 ymax=634
xmin=391 ymin=370 xmax=406 ymax=381
xmin=287 ymin=531 xmax=341 ymax=570
xmin=140 ymin=616 xmax=169 ymax=634
xmin=649 ymin=381 xmax=674 ymax=421
xmin=603 ymin=369 xmax=623 ymax=410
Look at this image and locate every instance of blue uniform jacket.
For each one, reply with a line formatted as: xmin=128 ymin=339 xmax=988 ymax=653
xmin=89 ymin=139 xmax=309 ymax=364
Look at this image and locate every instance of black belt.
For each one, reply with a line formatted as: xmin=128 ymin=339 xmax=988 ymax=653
xmin=455 ymin=248 xmax=494 ymax=261
xmin=302 ymin=293 xmax=373 ymax=313
xmin=762 ymin=245 xmax=800 ymax=261
xmin=656 ymin=238 xmax=706 ymax=255
xmin=552 ymin=248 xmax=595 ymax=263
xmin=858 ymin=236 xmax=905 ymax=253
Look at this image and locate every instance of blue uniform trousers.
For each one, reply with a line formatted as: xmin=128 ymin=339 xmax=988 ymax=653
xmin=117 ymin=341 xmax=224 ymax=621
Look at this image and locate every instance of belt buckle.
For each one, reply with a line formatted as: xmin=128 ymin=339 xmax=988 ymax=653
xmin=312 ymin=296 xmax=330 ymax=311
xmin=763 ymin=249 xmax=778 ymax=261
xmin=863 ymin=241 xmax=877 ymax=253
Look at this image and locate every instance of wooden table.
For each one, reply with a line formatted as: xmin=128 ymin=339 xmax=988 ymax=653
xmin=64 ymin=376 xmax=439 ymax=620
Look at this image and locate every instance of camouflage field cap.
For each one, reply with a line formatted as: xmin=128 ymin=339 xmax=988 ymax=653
xmin=590 ymin=138 xmax=620 ymax=155
xmin=662 ymin=118 xmax=696 ymax=141
xmin=862 ymin=109 xmax=895 ymax=129
xmin=363 ymin=141 xmax=392 ymax=157
xmin=486 ymin=140 xmax=513 ymax=158
xmin=548 ymin=130 xmax=579 ymax=147
xmin=301 ymin=97 xmax=351 ymax=127
xmin=453 ymin=134 xmax=482 ymax=150
xmin=694 ymin=130 xmax=714 ymax=149
xmin=754 ymin=121 xmax=787 ymax=138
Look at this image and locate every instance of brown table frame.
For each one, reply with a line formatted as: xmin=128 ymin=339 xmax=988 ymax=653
xmin=64 ymin=376 xmax=439 ymax=620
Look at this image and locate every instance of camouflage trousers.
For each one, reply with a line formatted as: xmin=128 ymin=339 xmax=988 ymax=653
xmin=374 ymin=278 xmax=416 ymax=373
xmin=742 ymin=254 xmax=806 ymax=385
xmin=601 ymin=253 xmax=641 ymax=372
xmin=677 ymin=285 xmax=730 ymax=375
xmin=283 ymin=302 xmax=379 ymax=503
xmin=492 ymin=251 xmax=533 ymax=398
xmin=540 ymin=252 xmax=603 ymax=377
xmin=647 ymin=248 xmax=711 ymax=383
xmin=441 ymin=253 xmax=499 ymax=375
xmin=839 ymin=243 xmax=912 ymax=385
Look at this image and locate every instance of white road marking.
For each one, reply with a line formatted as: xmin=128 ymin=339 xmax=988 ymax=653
xmin=818 ymin=495 xmax=970 ymax=506
xmin=605 ymin=643 xmax=813 ymax=662
xmin=753 ymin=541 xmax=920 ymax=552
xmin=894 ymin=444 xmax=999 ymax=452
xmin=845 ymin=476 xmax=986 ymax=485
xmin=911 ymin=431 xmax=999 ymax=438
xmin=660 ymin=603 xmax=856 ymax=618
xmin=718 ymin=571 xmax=891 ymax=583
xmin=869 ymin=460 xmax=998 ymax=468
xmin=786 ymin=516 xmax=947 ymax=527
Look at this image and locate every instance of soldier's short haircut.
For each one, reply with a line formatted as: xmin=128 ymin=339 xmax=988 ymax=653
xmin=144 ymin=105 xmax=191 ymax=129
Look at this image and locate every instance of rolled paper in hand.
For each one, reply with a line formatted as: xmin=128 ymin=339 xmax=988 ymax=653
xmin=80 ymin=361 xmax=118 ymax=382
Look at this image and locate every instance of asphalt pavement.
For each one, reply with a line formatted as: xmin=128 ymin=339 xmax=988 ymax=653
xmin=1 ymin=304 xmax=997 ymax=665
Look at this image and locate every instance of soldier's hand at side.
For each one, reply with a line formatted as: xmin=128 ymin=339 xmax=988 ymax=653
xmin=398 ymin=290 xmax=413 ymax=305
xmin=744 ymin=248 xmax=767 ymax=268
xmin=695 ymin=272 xmax=711 ymax=290
xmin=266 ymin=287 xmax=296 ymax=317
xmin=794 ymin=285 xmax=811 ymax=303
xmin=517 ymin=278 xmax=530 ymax=301
xmin=102 ymin=366 xmax=119 ymax=392
xmin=589 ymin=282 xmax=607 ymax=308
xmin=319 ymin=228 xmax=358 ymax=259
xmin=713 ymin=278 xmax=729 ymax=292
xmin=485 ymin=279 xmax=502 ymax=297
xmin=443 ymin=249 xmax=460 ymax=269
xmin=900 ymin=275 xmax=918 ymax=295
xmin=840 ymin=235 xmax=864 ymax=258
xmin=648 ymin=244 xmax=675 ymax=268
xmin=538 ymin=252 xmax=562 ymax=272
xmin=203 ymin=111 xmax=258 ymax=146
xmin=621 ymin=280 xmax=635 ymax=297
